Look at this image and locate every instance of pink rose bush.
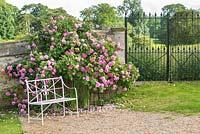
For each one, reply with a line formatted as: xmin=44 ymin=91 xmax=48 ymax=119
xmin=2 ymin=15 xmax=139 ymax=110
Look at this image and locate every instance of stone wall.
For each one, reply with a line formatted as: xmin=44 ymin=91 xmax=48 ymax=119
xmin=0 ymin=41 xmax=27 ymax=91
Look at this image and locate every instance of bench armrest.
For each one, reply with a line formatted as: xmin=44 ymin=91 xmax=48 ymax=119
xmin=63 ymin=83 xmax=78 ymax=99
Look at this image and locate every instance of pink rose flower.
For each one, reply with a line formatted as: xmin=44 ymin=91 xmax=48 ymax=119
xmin=63 ymin=32 xmax=71 ymax=36
xmin=58 ymin=15 xmax=64 ymax=20
xmin=14 ymin=97 xmax=18 ymax=101
xmin=30 ymin=53 xmax=34 ymax=57
xmin=50 ymin=37 xmax=54 ymax=41
xmin=75 ymin=64 xmax=79 ymax=69
xmin=7 ymin=66 xmax=13 ymax=71
xmin=107 ymin=37 xmax=112 ymax=41
xmin=111 ymin=55 xmax=116 ymax=60
xmin=114 ymin=76 xmax=119 ymax=81
xmin=82 ymin=53 xmax=87 ymax=58
xmin=8 ymin=73 xmax=12 ymax=77
xmin=20 ymin=109 xmax=26 ymax=114
xmin=74 ymin=23 xmax=82 ymax=29
xmin=42 ymin=28 xmax=46 ymax=32
xmin=85 ymin=76 xmax=90 ymax=81
xmin=12 ymin=101 xmax=16 ymax=105
xmin=32 ymin=42 xmax=36 ymax=47
xmin=50 ymin=45 xmax=54 ymax=50
xmin=108 ymin=61 xmax=115 ymax=67
xmin=96 ymin=24 xmax=100 ymax=29
xmin=86 ymin=32 xmax=92 ymax=37
xmin=89 ymin=49 xmax=94 ymax=54
xmin=6 ymin=91 xmax=11 ymax=96
xmin=122 ymin=87 xmax=128 ymax=91
xmin=107 ymin=73 xmax=113 ymax=77
xmin=17 ymin=64 xmax=22 ymax=69
xmin=68 ymin=65 xmax=73 ymax=70
xmin=22 ymin=99 xmax=28 ymax=103
xmin=95 ymin=44 xmax=100 ymax=49
xmin=93 ymin=71 xmax=98 ymax=76
xmin=22 ymin=104 xmax=26 ymax=109
xmin=62 ymin=38 xmax=66 ymax=43
xmin=1 ymin=69 xmax=5 ymax=74
xmin=96 ymin=82 xmax=101 ymax=87
xmin=44 ymin=55 xmax=49 ymax=59
xmin=40 ymin=56 xmax=44 ymax=60
xmin=18 ymin=103 xmax=22 ymax=108
xmin=112 ymin=85 xmax=118 ymax=90
xmin=30 ymin=57 xmax=35 ymax=62
xmin=13 ymin=93 xmax=17 ymax=97
xmin=29 ymin=68 xmax=34 ymax=73
xmin=99 ymin=69 xmax=103 ymax=73
xmin=26 ymin=45 xmax=31 ymax=50
xmin=41 ymin=73 xmax=45 ymax=78
xmin=128 ymin=64 xmax=132 ymax=70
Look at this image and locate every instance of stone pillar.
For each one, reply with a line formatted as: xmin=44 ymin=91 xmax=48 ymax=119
xmin=111 ymin=28 xmax=125 ymax=64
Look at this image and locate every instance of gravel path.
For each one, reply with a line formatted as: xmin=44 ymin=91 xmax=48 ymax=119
xmin=21 ymin=109 xmax=200 ymax=134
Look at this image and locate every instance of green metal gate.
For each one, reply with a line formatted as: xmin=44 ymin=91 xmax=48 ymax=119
xmin=125 ymin=12 xmax=200 ymax=81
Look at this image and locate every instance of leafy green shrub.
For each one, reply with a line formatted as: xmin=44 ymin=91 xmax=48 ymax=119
xmin=1 ymin=15 xmax=139 ymax=112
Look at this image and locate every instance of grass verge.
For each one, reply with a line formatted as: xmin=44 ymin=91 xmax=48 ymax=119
xmin=0 ymin=110 xmax=23 ymax=134
xmin=109 ymin=81 xmax=200 ymax=115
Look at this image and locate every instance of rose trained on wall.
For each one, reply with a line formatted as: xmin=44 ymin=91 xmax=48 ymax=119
xmin=2 ymin=15 xmax=139 ymax=113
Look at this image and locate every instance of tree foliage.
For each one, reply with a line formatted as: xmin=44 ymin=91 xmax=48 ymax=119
xmin=157 ymin=4 xmax=200 ymax=45
xmin=20 ymin=4 xmax=71 ymax=32
xmin=0 ymin=0 xmax=18 ymax=39
xmin=162 ymin=3 xmax=186 ymax=16
xmin=80 ymin=3 xmax=119 ymax=28
xmin=118 ymin=0 xmax=149 ymax=43
xmin=169 ymin=10 xmax=200 ymax=45
xmin=118 ymin=0 xmax=143 ymax=27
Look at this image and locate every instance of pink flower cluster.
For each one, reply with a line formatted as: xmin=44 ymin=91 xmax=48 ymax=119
xmin=40 ymin=58 xmax=57 ymax=77
xmin=1 ymin=16 xmax=139 ymax=114
xmin=5 ymin=89 xmax=27 ymax=115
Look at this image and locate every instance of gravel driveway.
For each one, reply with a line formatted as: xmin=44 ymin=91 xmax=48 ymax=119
xmin=21 ymin=109 xmax=200 ymax=134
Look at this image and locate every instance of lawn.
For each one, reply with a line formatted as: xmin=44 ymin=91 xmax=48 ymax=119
xmin=0 ymin=110 xmax=23 ymax=134
xmin=110 ymin=81 xmax=200 ymax=115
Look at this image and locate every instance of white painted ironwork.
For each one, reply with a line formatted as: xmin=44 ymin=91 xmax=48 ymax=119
xmin=25 ymin=76 xmax=79 ymax=125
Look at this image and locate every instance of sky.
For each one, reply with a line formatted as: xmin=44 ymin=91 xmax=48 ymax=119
xmin=6 ymin=0 xmax=200 ymax=18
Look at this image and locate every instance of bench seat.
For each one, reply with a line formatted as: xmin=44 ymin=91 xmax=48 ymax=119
xmin=29 ymin=97 xmax=77 ymax=105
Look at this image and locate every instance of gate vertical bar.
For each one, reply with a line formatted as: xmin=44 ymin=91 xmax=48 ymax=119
xmin=125 ymin=12 xmax=128 ymax=64
xmin=166 ymin=14 xmax=171 ymax=81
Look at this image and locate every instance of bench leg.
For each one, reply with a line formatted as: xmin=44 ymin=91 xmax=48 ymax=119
xmin=41 ymin=104 xmax=44 ymax=125
xmin=63 ymin=101 xmax=65 ymax=116
xmin=28 ymin=103 xmax=30 ymax=123
xmin=76 ymin=98 xmax=79 ymax=117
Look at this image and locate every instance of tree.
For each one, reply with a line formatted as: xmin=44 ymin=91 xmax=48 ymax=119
xmin=162 ymin=3 xmax=186 ymax=16
xmin=169 ymin=9 xmax=200 ymax=45
xmin=158 ymin=4 xmax=186 ymax=44
xmin=80 ymin=3 xmax=119 ymax=28
xmin=20 ymin=4 xmax=70 ymax=31
xmin=118 ymin=0 xmax=149 ymax=46
xmin=0 ymin=0 xmax=18 ymax=39
xmin=118 ymin=0 xmax=143 ymax=26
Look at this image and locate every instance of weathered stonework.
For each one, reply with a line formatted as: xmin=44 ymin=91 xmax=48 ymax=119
xmin=111 ymin=28 xmax=125 ymax=64
xmin=0 ymin=41 xmax=28 ymax=107
xmin=0 ymin=41 xmax=27 ymax=91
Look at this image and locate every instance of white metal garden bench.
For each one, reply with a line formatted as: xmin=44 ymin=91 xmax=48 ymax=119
xmin=25 ymin=76 xmax=79 ymax=125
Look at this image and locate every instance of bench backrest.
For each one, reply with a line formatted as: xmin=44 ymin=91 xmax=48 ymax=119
xmin=25 ymin=76 xmax=65 ymax=103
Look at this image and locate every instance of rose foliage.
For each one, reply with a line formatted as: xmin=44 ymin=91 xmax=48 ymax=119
xmin=1 ymin=15 xmax=139 ymax=113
